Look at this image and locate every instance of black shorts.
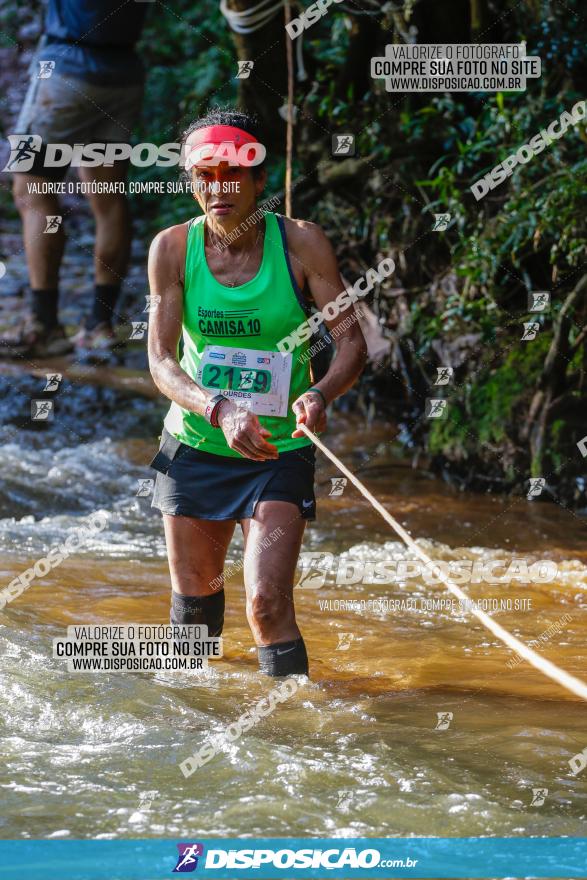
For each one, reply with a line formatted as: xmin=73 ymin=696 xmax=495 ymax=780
xmin=149 ymin=428 xmax=316 ymax=521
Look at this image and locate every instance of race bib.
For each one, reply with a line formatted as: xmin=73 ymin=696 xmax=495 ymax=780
xmin=197 ymin=345 xmax=293 ymax=417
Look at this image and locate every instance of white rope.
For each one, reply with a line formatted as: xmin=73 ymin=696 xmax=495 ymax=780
xmin=220 ymin=0 xmax=307 ymax=80
xmin=300 ymin=423 xmax=587 ymax=702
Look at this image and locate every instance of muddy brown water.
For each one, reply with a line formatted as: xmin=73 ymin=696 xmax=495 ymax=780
xmin=0 ymin=384 xmax=586 ymax=841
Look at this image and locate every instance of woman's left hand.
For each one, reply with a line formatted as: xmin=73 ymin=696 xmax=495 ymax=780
xmin=291 ymin=390 xmax=327 ymax=438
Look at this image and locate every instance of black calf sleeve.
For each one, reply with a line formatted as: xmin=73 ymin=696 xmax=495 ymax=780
xmin=88 ymin=283 xmax=121 ymax=329
xmin=31 ymin=288 xmax=59 ymax=329
xmin=170 ymin=590 xmax=225 ymax=636
xmin=257 ymin=637 xmax=309 ymax=677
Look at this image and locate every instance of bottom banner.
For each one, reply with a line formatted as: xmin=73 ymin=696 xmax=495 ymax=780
xmin=0 ymin=837 xmax=586 ymax=879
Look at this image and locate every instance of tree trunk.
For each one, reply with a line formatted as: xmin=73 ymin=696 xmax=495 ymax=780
xmin=335 ymin=14 xmax=381 ymax=101
xmin=526 ymin=274 xmax=587 ymax=474
xmin=469 ymin=0 xmax=489 ymax=37
xmin=412 ymin=0 xmax=470 ymax=44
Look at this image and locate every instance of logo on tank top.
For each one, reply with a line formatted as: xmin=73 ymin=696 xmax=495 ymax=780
xmin=197 ymin=305 xmax=262 ymax=338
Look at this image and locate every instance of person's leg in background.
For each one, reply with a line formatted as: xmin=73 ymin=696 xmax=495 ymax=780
xmin=2 ymin=69 xmax=144 ymax=358
xmin=1 ymin=68 xmax=74 ymax=357
xmin=12 ymin=172 xmax=65 ymax=336
xmin=73 ymin=161 xmax=132 ymax=349
xmin=71 ymin=80 xmax=144 ymax=351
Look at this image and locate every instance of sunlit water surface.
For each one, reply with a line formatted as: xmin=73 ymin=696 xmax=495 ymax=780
xmin=0 ymin=386 xmax=586 ymax=840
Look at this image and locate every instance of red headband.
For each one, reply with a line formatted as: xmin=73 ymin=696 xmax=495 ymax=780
xmin=184 ymin=125 xmax=263 ymax=168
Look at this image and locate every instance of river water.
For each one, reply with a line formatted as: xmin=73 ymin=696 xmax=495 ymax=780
xmin=0 ymin=374 xmax=586 ymax=841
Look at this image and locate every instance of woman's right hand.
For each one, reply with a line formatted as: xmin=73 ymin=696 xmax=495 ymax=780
xmin=217 ymin=400 xmax=279 ymax=461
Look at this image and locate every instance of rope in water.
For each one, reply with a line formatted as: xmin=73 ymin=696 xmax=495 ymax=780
xmin=300 ymin=423 xmax=587 ymax=702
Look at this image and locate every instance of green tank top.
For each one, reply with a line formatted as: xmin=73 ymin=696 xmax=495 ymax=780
xmin=163 ymin=212 xmax=313 ymax=457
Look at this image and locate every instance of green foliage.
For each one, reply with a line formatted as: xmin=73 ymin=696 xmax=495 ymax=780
xmin=130 ymin=0 xmax=236 ymax=228
xmin=380 ymin=4 xmax=587 ymax=488
xmin=429 ymin=338 xmax=549 ymax=454
xmin=403 ymin=92 xmax=587 ymax=290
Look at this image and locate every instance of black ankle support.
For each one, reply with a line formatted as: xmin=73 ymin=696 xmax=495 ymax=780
xmin=170 ymin=590 xmax=225 ymax=637
xmin=31 ymin=288 xmax=59 ymax=329
xmin=88 ymin=283 xmax=121 ymax=329
xmin=257 ymin=637 xmax=309 ymax=677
